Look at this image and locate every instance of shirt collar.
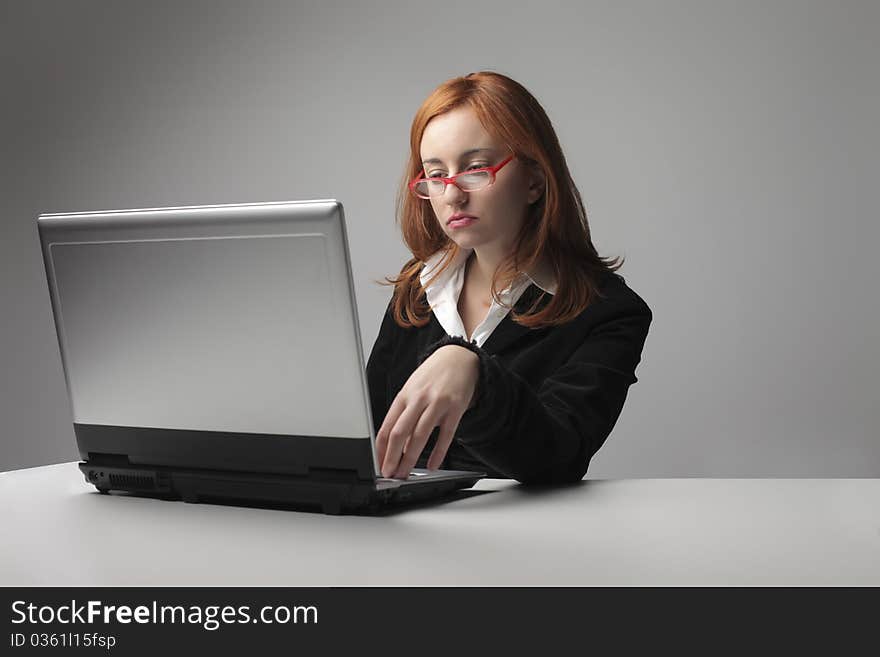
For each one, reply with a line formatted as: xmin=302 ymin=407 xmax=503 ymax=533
xmin=419 ymin=247 xmax=557 ymax=298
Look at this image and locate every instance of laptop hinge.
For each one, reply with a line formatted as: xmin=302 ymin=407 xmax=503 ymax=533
xmin=86 ymin=452 xmax=132 ymax=467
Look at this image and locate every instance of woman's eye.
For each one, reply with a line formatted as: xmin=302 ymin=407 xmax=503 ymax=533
xmin=428 ymin=164 xmax=485 ymax=178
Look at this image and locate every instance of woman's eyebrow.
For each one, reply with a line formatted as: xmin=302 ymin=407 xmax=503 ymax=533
xmin=421 ymin=148 xmax=495 ymax=166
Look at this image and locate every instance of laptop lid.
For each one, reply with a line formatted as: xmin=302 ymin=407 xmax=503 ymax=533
xmin=38 ymin=200 xmax=381 ymax=481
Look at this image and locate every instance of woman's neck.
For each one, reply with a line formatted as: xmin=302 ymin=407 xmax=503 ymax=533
xmin=467 ymin=243 xmax=509 ymax=288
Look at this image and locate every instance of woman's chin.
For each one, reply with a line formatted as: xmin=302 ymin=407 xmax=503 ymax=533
xmin=446 ymin=232 xmax=484 ymax=250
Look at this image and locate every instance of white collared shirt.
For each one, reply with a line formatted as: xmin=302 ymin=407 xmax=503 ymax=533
xmin=419 ymin=247 xmax=557 ymax=347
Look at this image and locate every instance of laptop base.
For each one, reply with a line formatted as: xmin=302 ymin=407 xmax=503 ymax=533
xmin=78 ymin=462 xmax=483 ymax=515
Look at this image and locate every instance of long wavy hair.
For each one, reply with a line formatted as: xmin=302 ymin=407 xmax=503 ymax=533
xmin=382 ymin=70 xmax=623 ymax=329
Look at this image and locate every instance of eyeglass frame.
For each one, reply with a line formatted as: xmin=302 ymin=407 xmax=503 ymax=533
xmin=408 ymin=153 xmax=516 ymax=199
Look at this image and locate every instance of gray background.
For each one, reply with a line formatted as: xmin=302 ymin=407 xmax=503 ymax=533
xmin=2 ymin=0 xmax=877 ymax=475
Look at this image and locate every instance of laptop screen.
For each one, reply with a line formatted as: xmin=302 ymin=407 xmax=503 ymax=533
xmin=40 ymin=201 xmax=374 ymax=443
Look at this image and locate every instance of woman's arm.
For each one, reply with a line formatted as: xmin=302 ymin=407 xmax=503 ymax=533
xmin=423 ymin=296 xmax=652 ymax=484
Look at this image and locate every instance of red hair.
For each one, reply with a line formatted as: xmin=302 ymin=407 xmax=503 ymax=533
xmin=382 ymin=70 xmax=623 ymax=329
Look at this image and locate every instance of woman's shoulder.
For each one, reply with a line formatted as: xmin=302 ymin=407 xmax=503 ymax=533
xmin=588 ymin=270 xmax=653 ymax=322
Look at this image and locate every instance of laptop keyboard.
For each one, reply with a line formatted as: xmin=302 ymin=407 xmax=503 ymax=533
xmin=377 ymin=471 xmax=432 ymax=482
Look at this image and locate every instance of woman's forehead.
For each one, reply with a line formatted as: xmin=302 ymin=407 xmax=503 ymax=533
xmin=420 ymin=108 xmax=497 ymax=160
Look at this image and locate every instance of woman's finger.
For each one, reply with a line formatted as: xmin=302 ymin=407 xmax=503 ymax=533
xmin=374 ymin=391 xmax=409 ymax=465
xmin=381 ymin=396 xmax=429 ymax=478
xmin=426 ymin=413 xmax=460 ymax=471
xmin=392 ymin=401 xmax=448 ymax=479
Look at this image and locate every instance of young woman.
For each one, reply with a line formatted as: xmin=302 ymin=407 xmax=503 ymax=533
xmin=367 ymin=71 xmax=652 ymax=484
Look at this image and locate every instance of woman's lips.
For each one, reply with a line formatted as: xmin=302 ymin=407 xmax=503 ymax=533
xmin=448 ymin=217 xmax=477 ymax=229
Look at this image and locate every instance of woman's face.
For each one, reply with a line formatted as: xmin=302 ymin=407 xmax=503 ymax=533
xmin=418 ymin=106 xmax=543 ymax=254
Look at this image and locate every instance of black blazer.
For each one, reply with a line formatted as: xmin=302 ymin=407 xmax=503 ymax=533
xmin=365 ymin=270 xmax=652 ymax=484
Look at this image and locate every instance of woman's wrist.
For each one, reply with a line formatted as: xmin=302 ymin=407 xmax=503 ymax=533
xmin=417 ymin=335 xmax=485 ymax=410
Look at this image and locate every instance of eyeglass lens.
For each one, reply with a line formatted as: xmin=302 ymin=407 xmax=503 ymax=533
xmin=414 ymin=171 xmax=490 ymax=197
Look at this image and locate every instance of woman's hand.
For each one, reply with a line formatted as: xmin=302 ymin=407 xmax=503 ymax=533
xmin=375 ymin=345 xmax=480 ymax=478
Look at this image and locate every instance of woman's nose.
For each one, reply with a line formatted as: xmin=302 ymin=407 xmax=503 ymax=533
xmin=444 ymin=180 xmax=468 ymax=204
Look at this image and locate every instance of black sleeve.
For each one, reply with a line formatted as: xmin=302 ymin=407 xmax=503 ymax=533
xmin=418 ymin=294 xmax=652 ymax=485
xmin=365 ymin=300 xmax=398 ymax=437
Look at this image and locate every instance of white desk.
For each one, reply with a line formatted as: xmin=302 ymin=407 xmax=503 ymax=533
xmin=2 ymin=463 xmax=878 ymax=586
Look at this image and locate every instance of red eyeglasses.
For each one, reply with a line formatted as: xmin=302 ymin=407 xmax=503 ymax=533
xmin=409 ymin=154 xmax=515 ymax=199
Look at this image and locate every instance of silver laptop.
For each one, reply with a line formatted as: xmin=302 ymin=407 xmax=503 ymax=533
xmin=37 ymin=199 xmax=484 ymax=514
